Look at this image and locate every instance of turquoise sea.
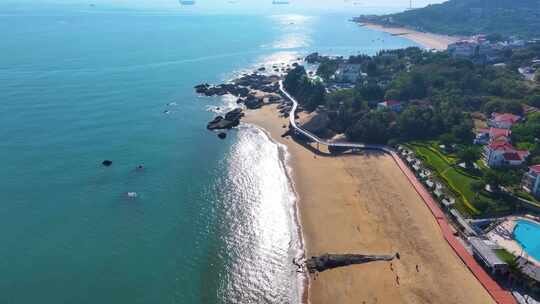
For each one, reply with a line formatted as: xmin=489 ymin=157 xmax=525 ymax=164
xmin=0 ymin=8 xmax=417 ymax=303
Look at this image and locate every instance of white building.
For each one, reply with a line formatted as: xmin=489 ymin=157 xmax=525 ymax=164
xmin=333 ymin=63 xmax=362 ymax=83
xmin=448 ymin=41 xmax=479 ymax=58
xmin=523 ymin=165 xmax=540 ymax=198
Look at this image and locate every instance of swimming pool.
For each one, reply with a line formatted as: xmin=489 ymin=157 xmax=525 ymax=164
xmin=514 ymin=220 xmax=540 ymax=261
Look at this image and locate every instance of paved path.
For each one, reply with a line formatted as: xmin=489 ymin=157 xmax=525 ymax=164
xmin=279 ymin=80 xmax=517 ymax=304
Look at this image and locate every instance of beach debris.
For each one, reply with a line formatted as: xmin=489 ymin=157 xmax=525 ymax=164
xmin=126 ymin=192 xmax=138 ymax=199
xmin=218 ymin=132 xmax=227 ymax=139
xmin=302 ymin=253 xmax=398 ymax=273
xmin=102 ymin=160 xmax=113 ymax=167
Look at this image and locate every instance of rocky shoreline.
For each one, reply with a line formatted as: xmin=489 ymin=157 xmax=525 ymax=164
xmin=195 ymin=69 xmax=295 ymax=133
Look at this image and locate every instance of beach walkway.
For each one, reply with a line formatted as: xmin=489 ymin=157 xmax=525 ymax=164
xmin=279 ymin=81 xmax=517 ymax=304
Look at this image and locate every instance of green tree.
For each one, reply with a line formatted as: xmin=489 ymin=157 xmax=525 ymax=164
xmin=457 ymin=147 xmax=479 ymax=168
xmin=316 ymin=60 xmax=339 ymax=81
xmin=470 ymin=181 xmax=486 ymax=199
xmin=527 ymin=94 xmax=540 ymax=108
xmin=451 ymin=122 xmax=474 ymax=144
xmin=484 ymin=170 xmax=502 ymax=192
xmin=439 ymin=133 xmax=457 ymax=149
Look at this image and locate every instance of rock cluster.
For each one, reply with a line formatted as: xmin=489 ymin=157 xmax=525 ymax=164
xmin=194 ymin=83 xmax=250 ymax=97
xmin=206 ymin=108 xmax=244 ymax=130
xmin=197 ymin=71 xmax=288 ymax=133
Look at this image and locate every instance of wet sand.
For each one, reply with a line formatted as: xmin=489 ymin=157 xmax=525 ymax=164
xmin=244 ymin=104 xmax=494 ymax=304
xmin=363 ymin=23 xmax=461 ymax=51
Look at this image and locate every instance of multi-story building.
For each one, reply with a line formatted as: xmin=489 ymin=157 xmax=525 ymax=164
xmin=483 ymin=141 xmax=529 ymax=167
xmin=522 ymin=165 xmax=540 ymax=198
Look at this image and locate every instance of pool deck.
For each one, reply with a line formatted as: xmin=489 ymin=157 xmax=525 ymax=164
xmin=487 ymin=216 xmax=540 ymax=267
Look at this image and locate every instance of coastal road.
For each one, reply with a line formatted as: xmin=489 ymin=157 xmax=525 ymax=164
xmin=279 ymin=80 xmax=517 ymax=304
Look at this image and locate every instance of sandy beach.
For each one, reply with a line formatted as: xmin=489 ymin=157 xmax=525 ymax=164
xmin=363 ymin=23 xmax=461 ymax=51
xmin=244 ymin=104 xmax=494 ymax=304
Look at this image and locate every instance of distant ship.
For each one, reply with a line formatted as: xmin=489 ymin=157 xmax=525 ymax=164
xmin=272 ymin=0 xmax=290 ymax=4
xmin=179 ymin=0 xmax=195 ymax=5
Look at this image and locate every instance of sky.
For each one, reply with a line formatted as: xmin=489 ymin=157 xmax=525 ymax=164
xmin=1 ymin=0 xmax=447 ymax=13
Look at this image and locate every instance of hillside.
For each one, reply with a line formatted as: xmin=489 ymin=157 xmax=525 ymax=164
xmin=356 ymin=0 xmax=540 ymax=39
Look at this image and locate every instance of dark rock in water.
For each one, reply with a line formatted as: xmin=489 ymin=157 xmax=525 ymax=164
xmin=207 ymin=109 xmax=244 ymax=130
xmin=218 ymin=132 xmax=227 ymax=139
xmin=305 ymin=253 xmax=396 ymax=273
xmin=102 ymin=160 xmax=113 ymax=167
xmin=292 ymin=62 xmax=299 ymax=67
xmin=224 ymin=108 xmax=244 ymax=121
xmin=194 ymin=83 xmax=210 ymax=94
xmin=258 ymin=67 xmax=266 ymax=71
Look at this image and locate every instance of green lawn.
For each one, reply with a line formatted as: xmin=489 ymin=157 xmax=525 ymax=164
xmin=515 ymin=190 xmax=540 ymax=205
xmin=409 ymin=144 xmax=482 ymax=215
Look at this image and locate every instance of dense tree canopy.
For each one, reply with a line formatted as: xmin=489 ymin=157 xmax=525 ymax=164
xmin=356 ymin=0 xmax=540 ymax=39
xmin=284 ymin=46 xmax=538 ymax=145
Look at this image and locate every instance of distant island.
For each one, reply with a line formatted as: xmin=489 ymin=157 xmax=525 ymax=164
xmin=354 ymin=0 xmax=540 ymax=39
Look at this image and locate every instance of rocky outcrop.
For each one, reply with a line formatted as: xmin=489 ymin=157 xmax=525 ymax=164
xmin=194 ymin=83 xmax=250 ymax=97
xmin=206 ymin=108 xmax=244 ymax=130
xmin=195 ymin=73 xmax=281 ymax=99
xmin=245 ymin=98 xmax=263 ymax=109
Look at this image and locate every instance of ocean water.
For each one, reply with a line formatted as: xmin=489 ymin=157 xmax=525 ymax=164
xmin=514 ymin=220 xmax=540 ymax=261
xmin=0 ymin=9 xmax=417 ymax=304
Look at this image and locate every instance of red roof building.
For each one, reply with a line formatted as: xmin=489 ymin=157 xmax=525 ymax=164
xmin=484 ymin=141 xmax=529 ymax=167
xmin=488 ymin=113 xmax=521 ymax=129
xmin=377 ymin=100 xmax=402 ymax=112
xmin=530 ymin=165 xmax=540 ymax=174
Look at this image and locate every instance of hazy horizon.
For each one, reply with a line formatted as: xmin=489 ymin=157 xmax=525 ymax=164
xmin=1 ymin=0 xmax=447 ymax=14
